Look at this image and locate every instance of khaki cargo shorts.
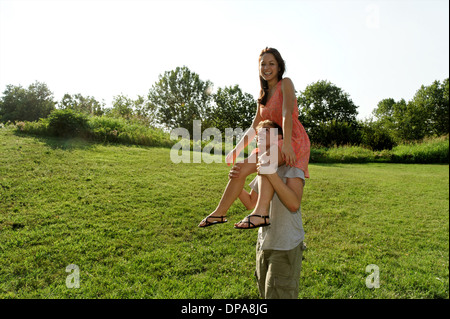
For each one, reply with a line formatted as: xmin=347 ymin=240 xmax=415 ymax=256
xmin=255 ymin=241 xmax=304 ymax=299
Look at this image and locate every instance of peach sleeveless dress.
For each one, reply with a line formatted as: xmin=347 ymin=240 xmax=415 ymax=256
xmin=259 ymin=79 xmax=310 ymax=178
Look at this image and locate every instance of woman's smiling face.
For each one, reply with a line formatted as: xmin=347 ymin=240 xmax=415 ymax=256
xmin=259 ymin=53 xmax=280 ymax=82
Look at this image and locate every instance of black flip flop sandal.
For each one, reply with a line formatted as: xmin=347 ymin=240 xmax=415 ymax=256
xmin=234 ymin=214 xmax=270 ymax=229
xmin=198 ymin=215 xmax=228 ymax=228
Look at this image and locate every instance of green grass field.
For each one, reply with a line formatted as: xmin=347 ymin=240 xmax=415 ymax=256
xmin=0 ymin=127 xmax=448 ymax=299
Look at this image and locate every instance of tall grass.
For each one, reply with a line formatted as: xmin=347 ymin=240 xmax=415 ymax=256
xmin=390 ymin=135 xmax=449 ymax=164
xmin=310 ymin=145 xmax=378 ymax=163
xmin=310 ymin=135 xmax=449 ymax=164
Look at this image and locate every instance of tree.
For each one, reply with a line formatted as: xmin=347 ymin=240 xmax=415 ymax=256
xmin=373 ymin=98 xmax=396 ymax=121
xmin=372 ymin=98 xmax=406 ymax=140
xmin=109 ymin=94 xmax=135 ymax=120
xmin=297 ymin=80 xmax=358 ymax=127
xmin=147 ymin=66 xmax=213 ymax=134
xmin=59 ymin=93 xmax=105 ymax=116
xmin=297 ymin=80 xmax=359 ymax=146
xmin=373 ymin=78 xmax=449 ymax=141
xmin=107 ymin=94 xmax=157 ymax=127
xmin=0 ymin=81 xmax=55 ymax=122
xmin=409 ymin=78 xmax=449 ymax=136
xmin=209 ymin=84 xmax=257 ymax=133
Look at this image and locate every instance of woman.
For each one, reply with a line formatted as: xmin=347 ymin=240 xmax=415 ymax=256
xmin=198 ymin=47 xmax=310 ymax=228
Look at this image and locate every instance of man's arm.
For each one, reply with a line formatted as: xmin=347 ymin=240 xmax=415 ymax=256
xmin=264 ymin=171 xmax=303 ymax=212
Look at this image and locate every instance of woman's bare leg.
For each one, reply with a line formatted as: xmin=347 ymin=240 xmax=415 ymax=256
xmin=198 ymin=153 xmax=257 ymax=227
xmin=234 ymin=175 xmax=274 ymax=228
xmin=235 ymin=148 xmax=284 ymax=228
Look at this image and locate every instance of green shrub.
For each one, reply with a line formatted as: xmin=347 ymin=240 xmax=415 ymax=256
xmin=360 ymin=120 xmax=396 ymax=151
xmin=87 ymin=115 xmax=175 ymax=147
xmin=88 ymin=116 xmax=127 ymax=132
xmin=309 ymin=120 xmax=361 ymax=147
xmin=19 ymin=118 xmax=50 ymax=136
xmin=47 ymin=109 xmax=89 ymax=137
xmin=14 ymin=111 xmax=175 ymax=148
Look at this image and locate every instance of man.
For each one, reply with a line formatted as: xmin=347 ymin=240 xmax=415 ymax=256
xmin=230 ymin=163 xmax=306 ymax=299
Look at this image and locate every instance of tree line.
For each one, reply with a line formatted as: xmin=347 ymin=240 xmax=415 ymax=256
xmin=0 ymin=66 xmax=448 ymax=150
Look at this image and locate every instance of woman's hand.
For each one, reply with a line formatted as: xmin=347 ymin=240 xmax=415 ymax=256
xmin=228 ymin=165 xmax=241 ymax=179
xmin=225 ymin=148 xmax=239 ymax=166
xmin=281 ymin=143 xmax=296 ymax=167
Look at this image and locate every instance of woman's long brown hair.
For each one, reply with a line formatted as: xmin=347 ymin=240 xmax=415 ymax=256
xmin=258 ymin=47 xmax=286 ymax=106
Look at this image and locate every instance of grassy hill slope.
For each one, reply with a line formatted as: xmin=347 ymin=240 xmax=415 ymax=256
xmin=0 ymin=128 xmax=448 ymax=298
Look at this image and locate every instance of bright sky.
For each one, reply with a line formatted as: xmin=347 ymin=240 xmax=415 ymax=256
xmin=0 ymin=0 xmax=448 ymax=120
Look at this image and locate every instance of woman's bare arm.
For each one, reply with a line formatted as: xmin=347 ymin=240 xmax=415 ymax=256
xmin=281 ymin=78 xmax=297 ymax=166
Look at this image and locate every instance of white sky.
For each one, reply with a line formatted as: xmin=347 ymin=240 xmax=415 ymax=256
xmin=0 ymin=0 xmax=449 ymax=120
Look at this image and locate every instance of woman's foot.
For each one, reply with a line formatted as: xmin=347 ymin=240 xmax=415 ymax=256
xmin=198 ymin=214 xmax=228 ymax=227
xmin=234 ymin=214 xmax=270 ymax=229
